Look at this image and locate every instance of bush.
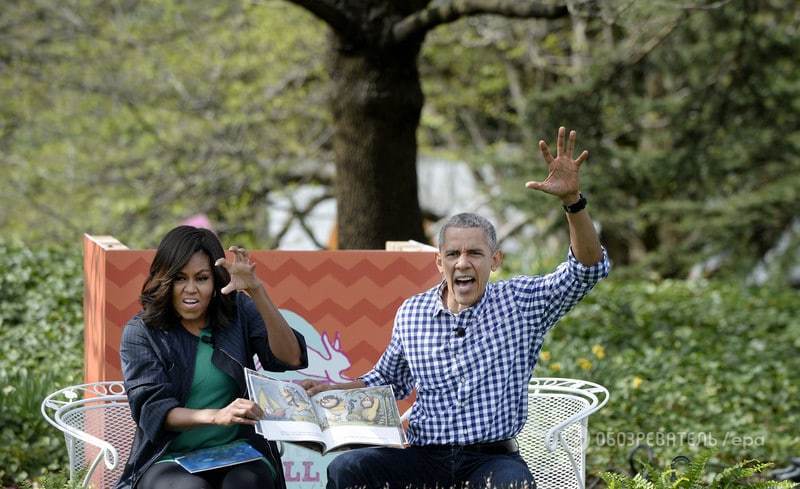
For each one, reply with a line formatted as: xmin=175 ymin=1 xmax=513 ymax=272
xmin=0 ymin=241 xmax=83 ymax=485
xmin=601 ymin=450 xmax=794 ymax=488
xmin=537 ymin=279 xmax=800 ymax=476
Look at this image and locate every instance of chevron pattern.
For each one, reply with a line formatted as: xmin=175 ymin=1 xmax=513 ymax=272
xmin=84 ymin=240 xmax=441 ymax=389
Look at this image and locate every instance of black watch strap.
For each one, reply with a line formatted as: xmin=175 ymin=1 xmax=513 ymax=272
xmin=563 ymin=193 xmax=587 ymax=213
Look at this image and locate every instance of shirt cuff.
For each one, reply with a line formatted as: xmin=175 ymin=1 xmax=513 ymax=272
xmin=359 ymin=369 xmax=387 ymax=388
xmin=567 ymin=246 xmax=611 ymax=283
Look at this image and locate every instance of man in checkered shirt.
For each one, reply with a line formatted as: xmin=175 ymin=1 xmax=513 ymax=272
xmin=303 ymin=127 xmax=610 ymax=489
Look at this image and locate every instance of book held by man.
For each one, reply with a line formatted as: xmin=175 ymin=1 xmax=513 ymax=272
xmin=245 ymin=368 xmax=407 ymax=454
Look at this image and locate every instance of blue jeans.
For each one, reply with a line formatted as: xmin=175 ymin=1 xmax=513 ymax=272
xmin=326 ymin=445 xmax=535 ymax=489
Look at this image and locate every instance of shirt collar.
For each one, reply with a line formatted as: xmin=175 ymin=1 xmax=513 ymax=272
xmin=431 ymin=279 xmax=492 ymax=318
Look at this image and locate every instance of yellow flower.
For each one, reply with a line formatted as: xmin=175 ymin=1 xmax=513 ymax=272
xmin=632 ymin=376 xmax=644 ymax=389
xmin=540 ymin=351 xmax=551 ymax=362
xmin=577 ymin=357 xmax=593 ymax=371
xmin=549 ymin=362 xmax=561 ymax=373
xmin=591 ymin=344 xmax=606 ymax=360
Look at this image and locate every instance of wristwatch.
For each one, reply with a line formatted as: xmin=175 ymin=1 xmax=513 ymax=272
xmin=563 ymin=193 xmax=587 ymax=213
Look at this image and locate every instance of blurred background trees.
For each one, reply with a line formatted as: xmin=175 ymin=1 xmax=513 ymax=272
xmin=419 ymin=0 xmax=800 ymax=283
xmin=1 ymin=0 xmax=799 ymax=283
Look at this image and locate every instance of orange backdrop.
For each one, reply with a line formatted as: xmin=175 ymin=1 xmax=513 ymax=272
xmin=83 ymin=234 xmax=441 ymax=390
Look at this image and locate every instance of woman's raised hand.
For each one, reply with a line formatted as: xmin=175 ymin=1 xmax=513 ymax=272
xmin=215 ymin=246 xmax=262 ymax=294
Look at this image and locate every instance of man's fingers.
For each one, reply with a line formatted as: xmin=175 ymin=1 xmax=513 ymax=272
xmin=556 ymin=126 xmax=565 ymax=157
xmin=566 ymin=130 xmax=576 ymax=159
xmin=539 ymin=140 xmax=554 ymax=164
xmin=299 ymin=380 xmax=319 ymax=391
xmin=307 ymin=385 xmax=329 ymax=396
xmin=526 ymin=181 xmax=558 ymax=196
xmin=576 ymin=150 xmax=589 ymax=166
xmin=525 ymin=181 xmax=546 ymax=191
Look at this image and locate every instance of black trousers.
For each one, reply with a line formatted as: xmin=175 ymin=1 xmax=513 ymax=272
xmin=327 ymin=445 xmax=535 ymax=489
xmin=138 ymin=460 xmax=276 ymax=489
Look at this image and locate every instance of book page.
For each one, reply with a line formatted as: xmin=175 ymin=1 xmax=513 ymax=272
xmin=245 ymin=369 xmax=325 ymax=445
xmin=311 ymin=385 xmax=407 ymax=451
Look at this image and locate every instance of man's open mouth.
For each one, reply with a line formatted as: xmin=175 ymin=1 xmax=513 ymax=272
xmin=454 ymin=277 xmax=475 ymax=288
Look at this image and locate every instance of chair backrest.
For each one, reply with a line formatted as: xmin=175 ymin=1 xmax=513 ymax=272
xmin=517 ymin=378 xmax=609 ymax=489
xmin=42 ymin=382 xmax=136 ymax=489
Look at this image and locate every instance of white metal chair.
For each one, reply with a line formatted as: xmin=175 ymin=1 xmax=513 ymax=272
xmin=41 ymin=378 xmax=608 ymax=489
xmin=41 ymin=381 xmax=135 ymax=489
xmin=518 ymin=377 xmax=609 ymax=489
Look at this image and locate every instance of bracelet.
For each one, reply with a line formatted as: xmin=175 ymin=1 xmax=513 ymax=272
xmin=563 ymin=193 xmax=587 ymax=214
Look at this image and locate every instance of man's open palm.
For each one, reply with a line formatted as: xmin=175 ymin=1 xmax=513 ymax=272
xmin=526 ymin=126 xmax=588 ymax=200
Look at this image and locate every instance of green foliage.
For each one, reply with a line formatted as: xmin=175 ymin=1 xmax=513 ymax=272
xmin=421 ymin=1 xmax=800 ymax=281
xmin=601 ymin=451 xmax=794 ymax=488
xmin=0 ymin=0 xmax=329 ymax=248
xmin=3 ymin=0 xmax=798 ymax=275
xmin=0 ymin=241 xmax=84 ymax=485
xmin=20 ymin=468 xmax=85 ymax=489
xmin=534 ymin=278 xmax=800 ymax=476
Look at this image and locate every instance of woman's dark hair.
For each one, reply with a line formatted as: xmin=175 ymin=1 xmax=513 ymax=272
xmin=140 ymin=226 xmax=235 ymax=329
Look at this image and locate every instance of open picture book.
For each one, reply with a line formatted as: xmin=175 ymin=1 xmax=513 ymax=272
xmin=245 ymin=368 xmax=407 ymax=454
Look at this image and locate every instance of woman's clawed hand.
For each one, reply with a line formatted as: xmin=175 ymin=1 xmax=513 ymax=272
xmin=215 ymin=246 xmax=261 ymax=294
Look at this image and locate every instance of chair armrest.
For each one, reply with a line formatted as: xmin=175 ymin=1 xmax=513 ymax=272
xmin=529 ymin=378 xmax=609 ymax=452
xmin=41 ymin=383 xmax=127 ymax=474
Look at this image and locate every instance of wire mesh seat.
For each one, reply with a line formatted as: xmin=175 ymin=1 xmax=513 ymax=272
xmin=41 ymin=382 xmax=135 ymax=489
xmin=518 ymin=377 xmax=609 ymax=489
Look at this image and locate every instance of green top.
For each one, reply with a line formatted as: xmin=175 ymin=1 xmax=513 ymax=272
xmin=156 ymin=328 xmax=276 ymax=480
xmin=158 ymin=328 xmax=239 ymax=460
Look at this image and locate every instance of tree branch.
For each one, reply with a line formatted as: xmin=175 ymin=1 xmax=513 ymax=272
xmin=393 ymin=0 xmax=569 ymax=43
xmin=283 ymin=0 xmax=356 ymax=34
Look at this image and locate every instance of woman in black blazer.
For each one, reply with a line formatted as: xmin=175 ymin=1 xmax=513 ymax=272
xmin=117 ymin=226 xmax=308 ymax=489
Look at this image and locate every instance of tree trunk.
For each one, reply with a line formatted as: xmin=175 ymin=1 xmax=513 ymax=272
xmin=328 ymin=36 xmax=428 ymax=249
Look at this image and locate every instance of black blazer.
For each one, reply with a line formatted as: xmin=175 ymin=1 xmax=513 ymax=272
xmin=116 ymin=292 xmax=308 ymax=489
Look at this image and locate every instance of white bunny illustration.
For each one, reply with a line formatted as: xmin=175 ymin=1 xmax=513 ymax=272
xmin=257 ymin=309 xmax=353 ymax=384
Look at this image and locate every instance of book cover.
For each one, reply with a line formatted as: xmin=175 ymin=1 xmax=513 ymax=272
xmin=174 ymin=440 xmax=263 ymax=473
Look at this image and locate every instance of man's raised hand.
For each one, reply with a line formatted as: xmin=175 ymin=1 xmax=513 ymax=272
xmin=525 ymin=126 xmax=588 ymax=203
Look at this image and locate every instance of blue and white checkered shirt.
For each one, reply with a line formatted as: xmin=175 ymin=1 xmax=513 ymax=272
xmin=361 ymin=248 xmax=610 ymax=446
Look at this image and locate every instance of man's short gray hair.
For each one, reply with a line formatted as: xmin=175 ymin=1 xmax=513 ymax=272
xmin=437 ymin=213 xmax=498 ymax=251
